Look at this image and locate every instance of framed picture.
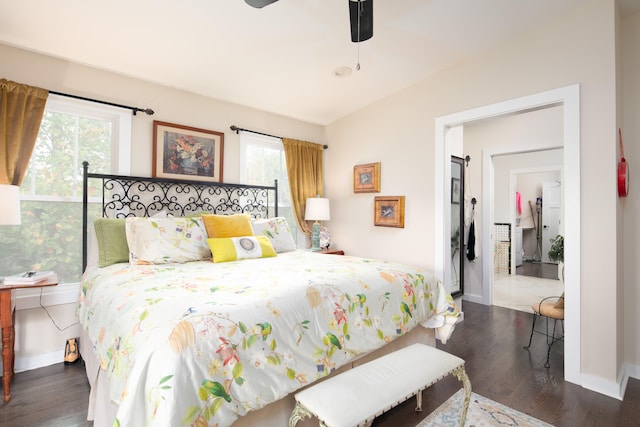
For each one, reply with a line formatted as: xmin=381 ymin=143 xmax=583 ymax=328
xmin=153 ymin=121 xmax=224 ymax=182
xmin=451 ymin=177 xmax=461 ymax=204
xmin=374 ymin=196 xmax=405 ymax=228
xmin=354 ymin=162 xmax=381 ymax=193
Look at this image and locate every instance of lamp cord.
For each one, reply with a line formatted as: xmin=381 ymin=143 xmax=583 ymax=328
xmin=39 ymin=287 xmax=78 ymax=332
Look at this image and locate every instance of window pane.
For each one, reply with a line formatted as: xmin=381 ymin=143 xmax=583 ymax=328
xmin=0 ymin=99 xmax=115 ymax=283
xmin=241 ymin=134 xmax=297 ymax=238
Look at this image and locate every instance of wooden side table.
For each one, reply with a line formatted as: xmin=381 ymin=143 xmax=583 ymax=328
xmin=320 ymin=248 xmax=345 ymax=255
xmin=0 ymin=276 xmax=58 ymax=402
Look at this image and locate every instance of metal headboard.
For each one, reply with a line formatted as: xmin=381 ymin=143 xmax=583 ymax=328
xmin=82 ymin=161 xmax=278 ymax=271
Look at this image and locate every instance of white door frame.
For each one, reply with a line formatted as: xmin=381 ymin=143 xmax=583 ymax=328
xmin=434 ymin=84 xmax=581 ymax=385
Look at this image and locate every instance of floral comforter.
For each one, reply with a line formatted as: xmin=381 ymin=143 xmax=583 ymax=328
xmin=77 ymin=250 xmax=459 ymax=427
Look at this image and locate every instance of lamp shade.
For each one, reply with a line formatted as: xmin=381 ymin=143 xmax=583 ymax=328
xmin=305 ymin=197 xmax=330 ymax=221
xmin=0 ymin=184 xmax=21 ymax=225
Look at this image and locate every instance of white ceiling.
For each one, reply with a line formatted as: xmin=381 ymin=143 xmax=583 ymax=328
xmin=1 ymin=0 xmax=638 ymax=125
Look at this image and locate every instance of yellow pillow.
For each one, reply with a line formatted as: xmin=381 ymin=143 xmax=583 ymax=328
xmin=202 ymin=214 xmax=253 ymax=238
xmin=207 ymin=236 xmax=277 ymax=263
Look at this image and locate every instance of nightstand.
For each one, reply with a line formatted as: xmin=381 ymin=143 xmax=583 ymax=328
xmin=0 ymin=276 xmax=58 ymax=402
xmin=320 ymin=248 xmax=345 ymax=255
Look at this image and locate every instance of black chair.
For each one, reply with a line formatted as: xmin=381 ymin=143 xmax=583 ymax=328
xmin=524 ymin=294 xmax=564 ymax=368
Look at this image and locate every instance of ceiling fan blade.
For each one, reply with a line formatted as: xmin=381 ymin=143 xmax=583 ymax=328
xmin=349 ymin=0 xmax=373 ymax=42
xmin=245 ymin=0 xmax=279 ymax=8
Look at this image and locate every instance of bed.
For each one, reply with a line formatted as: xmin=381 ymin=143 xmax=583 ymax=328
xmin=77 ymin=162 xmax=460 ymax=427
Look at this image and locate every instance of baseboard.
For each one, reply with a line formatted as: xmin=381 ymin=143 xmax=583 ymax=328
xmin=14 ymin=282 xmax=79 ymax=310
xmin=461 ymin=293 xmax=484 ymax=305
xmin=626 ymin=363 xmax=640 ymax=380
xmin=580 ymin=371 xmax=625 ymax=401
xmin=618 ymin=362 xmax=640 ymax=400
xmin=14 ymin=349 xmax=64 ymax=373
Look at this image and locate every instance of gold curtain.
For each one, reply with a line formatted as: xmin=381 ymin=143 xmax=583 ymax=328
xmin=0 ymin=79 xmax=49 ymax=185
xmin=282 ymin=138 xmax=324 ymax=235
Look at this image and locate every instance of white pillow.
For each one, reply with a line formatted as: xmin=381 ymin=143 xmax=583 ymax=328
xmin=251 ymin=217 xmax=296 ymax=253
xmin=125 ymin=217 xmax=211 ymax=265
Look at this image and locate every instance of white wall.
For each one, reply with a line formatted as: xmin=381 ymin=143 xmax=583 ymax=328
xmin=622 ymin=9 xmax=640 ymax=375
xmin=0 ymin=43 xmax=324 ymax=371
xmin=325 ymin=0 xmax=622 ymax=392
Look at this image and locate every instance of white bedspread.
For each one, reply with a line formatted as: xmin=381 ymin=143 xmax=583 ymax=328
xmin=77 ymin=250 xmax=459 ymax=427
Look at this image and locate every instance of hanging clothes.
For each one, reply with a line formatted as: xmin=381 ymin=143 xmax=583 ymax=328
xmin=466 ymin=218 xmax=476 ymax=261
xmin=466 ymin=201 xmax=478 ymax=262
xmin=516 ymin=191 xmax=522 ymax=216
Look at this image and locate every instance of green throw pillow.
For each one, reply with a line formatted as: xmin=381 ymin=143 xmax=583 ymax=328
xmin=94 ymin=218 xmax=129 ymax=267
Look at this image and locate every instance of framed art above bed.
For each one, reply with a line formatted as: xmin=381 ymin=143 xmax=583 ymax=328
xmin=152 ymin=120 xmax=224 ymax=182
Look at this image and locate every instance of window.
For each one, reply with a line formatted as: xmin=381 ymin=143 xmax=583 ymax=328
xmin=0 ymin=95 xmax=131 ymax=284
xmin=239 ymin=133 xmax=298 ymax=241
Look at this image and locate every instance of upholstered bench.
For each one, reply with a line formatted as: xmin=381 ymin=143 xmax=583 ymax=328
xmin=288 ymin=343 xmax=471 ymax=427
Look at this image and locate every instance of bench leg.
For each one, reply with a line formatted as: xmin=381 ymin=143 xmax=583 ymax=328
xmin=415 ymin=390 xmax=423 ymax=412
xmin=289 ymin=402 xmax=315 ymax=427
xmin=452 ymin=365 xmax=472 ymax=427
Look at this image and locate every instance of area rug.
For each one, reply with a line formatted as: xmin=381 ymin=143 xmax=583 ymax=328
xmin=416 ymin=389 xmax=554 ymax=427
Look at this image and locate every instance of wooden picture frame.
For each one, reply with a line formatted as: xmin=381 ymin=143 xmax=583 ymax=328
xmin=374 ymin=196 xmax=405 ymax=228
xmin=153 ymin=120 xmax=224 ymax=182
xmin=354 ymin=162 xmax=381 ymax=193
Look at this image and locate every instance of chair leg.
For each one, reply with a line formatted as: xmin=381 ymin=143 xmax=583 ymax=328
xmin=544 ymin=318 xmax=560 ymax=368
xmin=524 ymin=312 xmax=537 ymax=350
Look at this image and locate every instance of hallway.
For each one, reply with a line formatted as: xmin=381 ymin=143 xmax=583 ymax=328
xmin=493 ymin=271 xmax=563 ymax=313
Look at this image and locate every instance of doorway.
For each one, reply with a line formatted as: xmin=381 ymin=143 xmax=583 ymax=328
xmin=493 ymin=158 xmax=564 ymax=312
xmin=434 ymin=84 xmax=581 ymax=385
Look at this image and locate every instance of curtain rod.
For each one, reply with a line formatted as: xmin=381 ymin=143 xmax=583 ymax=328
xmin=230 ymin=125 xmax=328 ymax=149
xmin=48 ymin=90 xmax=154 ymax=116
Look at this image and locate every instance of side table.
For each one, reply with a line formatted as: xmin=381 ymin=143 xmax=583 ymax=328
xmin=0 ymin=276 xmax=58 ymax=402
xmin=320 ymin=249 xmax=345 ymax=255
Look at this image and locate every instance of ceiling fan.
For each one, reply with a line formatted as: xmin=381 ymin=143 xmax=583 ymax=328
xmin=244 ymin=0 xmax=373 ymax=42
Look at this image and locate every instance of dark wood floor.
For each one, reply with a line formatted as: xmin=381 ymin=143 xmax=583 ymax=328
xmin=2 ymin=302 xmax=639 ymax=426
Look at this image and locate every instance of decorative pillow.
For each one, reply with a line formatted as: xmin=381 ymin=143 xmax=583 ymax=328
xmin=201 ymin=213 xmax=253 ymax=238
xmin=94 ymin=218 xmax=129 ymax=267
xmin=251 ymin=217 xmax=296 ymax=253
xmin=207 ymin=236 xmax=277 ymax=263
xmin=125 ymin=217 xmax=211 ymax=265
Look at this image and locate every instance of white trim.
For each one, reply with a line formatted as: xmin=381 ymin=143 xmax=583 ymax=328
xmin=581 ymin=371 xmax=625 ymax=401
xmin=434 ymin=84 xmax=581 ymax=386
xmin=626 ymin=363 xmax=640 ymax=380
xmin=14 ymin=349 xmax=65 ymax=373
xmin=15 ymin=283 xmax=79 ymax=310
xmin=461 ymin=293 xmax=483 ymax=305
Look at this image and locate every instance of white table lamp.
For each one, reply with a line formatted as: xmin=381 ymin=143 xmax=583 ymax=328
xmin=0 ymin=185 xmax=21 ymax=225
xmin=305 ymin=196 xmax=330 ymax=251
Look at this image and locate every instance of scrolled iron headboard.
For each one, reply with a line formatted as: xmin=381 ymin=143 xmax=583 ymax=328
xmin=82 ymin=161 xmax=278 ymax=271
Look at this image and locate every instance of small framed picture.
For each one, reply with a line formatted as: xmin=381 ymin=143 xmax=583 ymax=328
xmin=354 ymin=162 xmax=381 ymax=193
xmin=374 ymin=196 xmax=405 ymax=228
xmin=153 ymin=121 xmax=224 ymax=182
xmin=451 ymin=177 xmax=461 ymax=204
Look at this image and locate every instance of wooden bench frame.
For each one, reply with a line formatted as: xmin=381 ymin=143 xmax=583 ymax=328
xmin=289 ymin=343 xmax=472 ymax=427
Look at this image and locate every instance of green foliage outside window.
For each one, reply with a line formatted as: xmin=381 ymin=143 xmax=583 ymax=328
xmin=0 ymin=108 xmax=112 ymax=283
